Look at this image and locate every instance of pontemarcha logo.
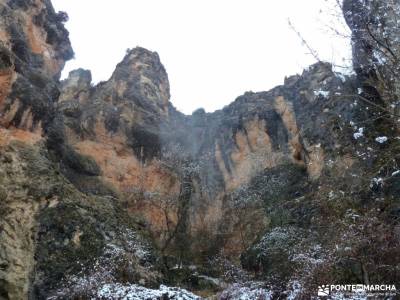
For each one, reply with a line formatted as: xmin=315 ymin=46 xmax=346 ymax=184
xmin=318 ymin=285 xmax=330 ymax=296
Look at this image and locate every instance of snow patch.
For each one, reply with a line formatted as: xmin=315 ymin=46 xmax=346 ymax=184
xmin=314 ymin=90 xmax=330 ymax=98
xmin=97 ymin=283 xmax=200 ymax=300
xmin=287 ymin=281 xmax=302 ymax=300
xmin=219 ymin=282 xmax=272 ymax=300
xmin=375 ymin=136 xmax=388 ymax=143
xmin=353 ymin=127 xmax=364 ymax=139
xmin=335 ymin=72 xmax=346 ymax=83
xmin=370 ymin=177 xmax=384 ymax=189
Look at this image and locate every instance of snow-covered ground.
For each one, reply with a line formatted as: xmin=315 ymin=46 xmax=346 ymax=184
xmin=97 ymin=283 xmax=200 ymax=300
xmin=219 ymin=282 xmax=273 ymax=300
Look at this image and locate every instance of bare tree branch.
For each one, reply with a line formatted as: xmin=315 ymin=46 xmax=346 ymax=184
xmin=288 ymin=18 xmax=321 ymax=62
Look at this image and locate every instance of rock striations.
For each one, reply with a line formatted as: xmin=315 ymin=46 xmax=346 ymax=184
xmin=0 ymin=0 xmax=400 ymax=299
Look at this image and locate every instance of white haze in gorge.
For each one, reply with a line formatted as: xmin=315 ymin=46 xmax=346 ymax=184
xmin=52 ymin=0 xmax=351 ymax=114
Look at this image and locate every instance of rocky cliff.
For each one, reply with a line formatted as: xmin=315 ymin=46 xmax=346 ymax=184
xmin=1 ymin=0 xmax=400 ymax=299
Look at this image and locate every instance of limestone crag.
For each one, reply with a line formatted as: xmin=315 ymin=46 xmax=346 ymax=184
xmin=0 ymin=0 xmax=72 ymax=144
xmin=0 ymin=1 xmax=160 ymax=299
xmin=59 ymin=50 xmax=354 ymax=259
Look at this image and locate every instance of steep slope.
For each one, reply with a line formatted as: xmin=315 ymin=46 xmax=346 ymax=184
xmin=0 ymin=0 xmax=72 ymax=135
xmin=0 ymin=1 xmax=162 ymax=299
xmin=58 ymin=50 xmax=353 ymax=261
xmin=0 ymin=0 xmax=72 ymax=297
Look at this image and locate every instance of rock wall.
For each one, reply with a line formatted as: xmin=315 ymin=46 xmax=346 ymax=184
xmin=57 ymin=44 xmax=356 ymax=260
xmin=0 ymin=0 xmax=72 ymax=138
xmin=0 ymin=1 xmax=73 ymax=298
xmin=0 ymin=1 xmax=160 ymax=299
xmin=343 ymin=0 xmax=400 ymax=114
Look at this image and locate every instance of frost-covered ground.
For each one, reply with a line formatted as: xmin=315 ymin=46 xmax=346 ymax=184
xmin=218 ymin=280 xmax=303 ymax=300
xmin=97 ymin=283 xmax=200 ymax=300
xmin=219 ymin=282 xmax=272 ymax=300
xmin=49 ymin=228 xmax=164 ymax=299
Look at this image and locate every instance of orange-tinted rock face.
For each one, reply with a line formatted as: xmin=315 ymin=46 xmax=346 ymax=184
xmin=57 ymin=54 xmax=179 ymax=247
xmin=274 ymin=96 xmax=302 ymax=160
xmin=71 ymin=129 xmax=179 ymax=198
xmin=25 ymin=15 xmax=63 ymax=77
xmin=67 ymin=125 xmax=182 ymax=249
xmin=58 ymin=69 xmax=92 ymax=103
xmin=216 ymin=115 xmax=289 ymax=192
xmin=0 ymin=0 xmax=73 ymax=146
xmin=0 ymin=68 xmax=15 ymax=109
xmin=57 ymin=51 xmax=343 ymax=258
xmin=0 ymin=0 xmax=72 ymax=78
xmin=0 ymin=3 xmax=73 ymax=297
xmin=0 ymin=126 xmax=42 ymax=145
xmin=122 ymin=49 xmax=170 ymax=114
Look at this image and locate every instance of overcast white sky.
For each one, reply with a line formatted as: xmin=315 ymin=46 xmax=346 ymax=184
xmin=52 ymin=0 xmax=351 ymax=115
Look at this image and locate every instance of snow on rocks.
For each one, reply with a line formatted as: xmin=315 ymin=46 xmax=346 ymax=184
xmin=375 ymin=136 xmax=388 ymax=143
xmin=392 ymin=170 xmax=400 ymax=176
xmin=52 ymin=228 xmax=159 ymax=299
xmin=287 ymin=281 xmax=302 ymax=300
xmin=314 ymin=90 xmax=330 ymax=98
xmin=353 ymin=127 xmax=364 ymax=139
xmin=219 ymin=282 xmax=272 ymax=300
xmin=370 ymin=177 xmax=384 ymax=189
xmin=335 ymin=72 xmax=347 ymax=83
xmin=97 ymin=283 xmax=200 ymax=300
xmin=350 ymin=100 xmax=358 ymax=108
xmin=219 ymin=280 xmax=305 ymax=300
